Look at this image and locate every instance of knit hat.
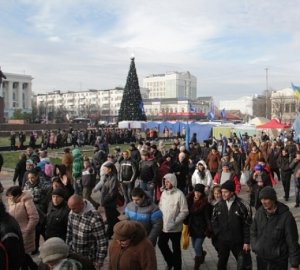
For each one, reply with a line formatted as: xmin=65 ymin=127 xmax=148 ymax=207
xmin=52 ymin=188 xmax=66 ymax=199
xmin=163 ymin=173 xmax=177 ymax=187
xmin=113 ymin=220 xmax=139 ymax=241
xmin=259 ymin=186 xmax=277 ymax=201
xmin=194 ymin=184 xmax=205 ymax=194
xmin=221 ymin=180 xmax=235 ymax=192
xmin=254 ymin=164 xmax=263 ymax=171
xmin=39 ymin=237 xmax=69 ymax=263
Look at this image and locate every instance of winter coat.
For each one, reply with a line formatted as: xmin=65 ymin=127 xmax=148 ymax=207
xmin=139 ymin=159 xmax=158 ymax=184
xmin=212 ymin=196 xmax=252 ymax=245
xmin=120 ymin=158 xmax=137 ymax=182
xmin=81 ymin=167 xmax=96 ymax=188
xmin=244 ymin=151 xmax=261 ymax=171
xmin=159 ymin=178 xmax=189 ymax=233
xmin=61 ymin=152 xmax=73 ymax=179
xmin=72 ymin=149 xmax=83 ymax=178
xmin=100 ymin=172 xmax=119 ymax=207
xmin=213 ymin=172 xmax=241 ymax=194
xmin=125 ymin=195 xmax=163 ymax=245
xmin=45 ymin=201 xmax=70 ymax=240
xmin=251 ymin=202 xmax=300 ymax=267
xmin=186 ymin=193 xmax=211 ymax=238
xmin=191 ymin=161 xmax=212 ymax=187
xmin=207 ymin=152 xmax=221 ymax=173
xmin=7 ymin=192 xmax=39 ymax=253
xmin=12 ymin=158 xmax=27 ymax=184
xmin=0 ymin=211 xmax=26 ymax=270
xmin=108 ymin=223 xmax=157 ymax=270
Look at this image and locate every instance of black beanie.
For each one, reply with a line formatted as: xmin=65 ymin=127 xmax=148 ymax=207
xmin=52 ymin=188 xmax=66 ymax=199
xmin=221 ymin=180 xmax=235 ymax=192
xmin=259 ymin=186 xmax=277 ymax=201
xmin=194 ymin=184 xmax=205 ymax=195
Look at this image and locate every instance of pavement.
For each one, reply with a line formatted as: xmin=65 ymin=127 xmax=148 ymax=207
xmin=1 ymin=169 xmax=299 ymax=270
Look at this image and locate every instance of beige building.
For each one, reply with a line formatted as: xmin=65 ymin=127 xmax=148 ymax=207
xmin=0 ymin=73 xmax=33 ymax=118
xmin=271 ymin=88 xmax=299 ymax=123
xmin=35 ymin=87 xmax=150 ymax=122
xmin=143 ymin=71 xmax=197 ymax=99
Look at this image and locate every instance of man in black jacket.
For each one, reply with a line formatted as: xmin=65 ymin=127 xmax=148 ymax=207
xmin=45 ymin=188 xmax=70 ymax=240
xmin=212 ymin=180 xmax=252 ymax=270
xmin=251 ymin=186 xmax=300 ymax=270
xmin=119 ymin=150 xmax=137 ymax=203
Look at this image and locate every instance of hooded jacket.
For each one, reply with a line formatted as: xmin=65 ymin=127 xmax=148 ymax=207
xmin=191 ymin=160 xmax=212 ymax=187
xmin=72 ymin=149 xmax=83 ymax=178
xmin=159 ymin=174 xmax=189 ymax=233
xmin=251 ymin=202 xmax=300 ymax=267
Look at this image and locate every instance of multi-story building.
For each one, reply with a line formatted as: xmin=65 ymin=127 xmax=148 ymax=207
xmin=143 ymin=71 xmax=197 ymax=99
xmin=0 ymin=73 xmax=33 ymax=118
xmin=35 ymin=87 xmax=150 ymax=123
xmin=271 ymin=88 xmax=299 ymax=123
xmin=219 ymin=95 xmax=267 ymax=119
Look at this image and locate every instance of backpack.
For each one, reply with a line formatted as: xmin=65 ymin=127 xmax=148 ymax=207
xmin=44 ymin=163 xmax=54 ymax=178
xmin=0 ymin=240 xmax=8 ymax=270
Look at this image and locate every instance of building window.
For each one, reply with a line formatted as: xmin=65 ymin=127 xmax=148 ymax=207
xmin=285 ymin=104 xmax=289 ymax=113
xmin=291 ymin=103 xmax=296 ymax=113
xmin=13 ymin=82 xmax=18 ymax=89
xmin=22 ymin=83 xmax=28 ymax=90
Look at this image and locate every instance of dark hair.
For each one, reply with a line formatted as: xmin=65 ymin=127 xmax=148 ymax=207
xmin=6 ymin=186 xmax=22 ymax=197
xmin=0 ymin=201 xmax=9 ymax=220
xmin=54 ymin=164 xmax=67 ymax=176
xmin=28 ymin=168 xmax=38 ymax=176
xmin=131 ymin=187 xmax=146 ymax=198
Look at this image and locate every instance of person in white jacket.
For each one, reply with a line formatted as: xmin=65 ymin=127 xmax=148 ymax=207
xmin=158 ymin=173 xmax=189 ymax=270
xmin=191 ymin=160 xmax=212 ymax=193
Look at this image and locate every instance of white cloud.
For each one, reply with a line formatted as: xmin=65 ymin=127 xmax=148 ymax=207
xmin=1 ymin=0 xmax=300 ymax=101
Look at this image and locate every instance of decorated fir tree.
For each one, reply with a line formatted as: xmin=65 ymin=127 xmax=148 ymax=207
xmin=118 ymin=57 xmax=147 ymax=121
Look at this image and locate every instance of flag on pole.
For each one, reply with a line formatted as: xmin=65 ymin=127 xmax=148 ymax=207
xmin=291 ymin=83 xmax=300 ymax=99
xmin=189 ymin=103 xmax=196 ymax=112
xmin=220 ymin=108 xmax=226 ymax=119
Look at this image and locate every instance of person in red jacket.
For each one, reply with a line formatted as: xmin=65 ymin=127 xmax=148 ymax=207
xmin=213 ymin=163 xmax=241 ymax=194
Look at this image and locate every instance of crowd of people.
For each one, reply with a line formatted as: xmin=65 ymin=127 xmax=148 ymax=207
xmin=0 ymin=130 xmax=300 ymax=270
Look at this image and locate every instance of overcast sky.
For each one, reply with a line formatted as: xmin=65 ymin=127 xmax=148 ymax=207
xmin=1 ymin=0 xmax=300 ymax=104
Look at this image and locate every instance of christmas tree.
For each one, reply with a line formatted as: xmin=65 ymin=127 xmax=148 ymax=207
xmin=118 ymin=57 xmax=147 ymax=121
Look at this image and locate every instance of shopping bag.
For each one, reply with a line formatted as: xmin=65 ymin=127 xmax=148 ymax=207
xmin=181 ymin=224 xmax=190 ymax=250
xmin=237 ymin=251 xmax=252 ymax=270
xmin=240 ymin=171 xmax=249 ymax=185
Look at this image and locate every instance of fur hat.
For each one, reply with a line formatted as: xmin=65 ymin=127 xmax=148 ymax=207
xmin=221 ymin=180 xmax=235 ymax=192
xmin=112 ymin=220 xmax=147 ymax=243
xmin=163 ymin=173 xmax=177 ymax=187
xmin=39 ymin=237 xmax=69 ymax=263
xmin=259 ymin=186 xmax=277 ymax=201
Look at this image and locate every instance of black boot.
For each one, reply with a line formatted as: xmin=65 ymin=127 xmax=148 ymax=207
xmin=194 ymin=256 xmax=201 ymax=270
xmin=199 ymin=250 xmax=207 ymax=264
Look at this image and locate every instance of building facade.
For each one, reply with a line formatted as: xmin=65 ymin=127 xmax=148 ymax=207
xmin=143 ymin=71 xmax=197 ymax=99
xmin=271 ymin=88 xmax=299 ymax=123
xmin=35 ymin=87 xmax=150 ymax=123
xmin=0 ymin=73 xmax=33 ymax=118
xmin=219 ymin=95 xmax=267 ymax=119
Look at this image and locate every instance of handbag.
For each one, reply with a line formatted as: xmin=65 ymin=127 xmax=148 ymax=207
xmin=240 ymin=171 xmax=249 ymax=185
xmin=237 ymin=251 xmax=252 ymax=270
xmin=181 ymin=224 xmax=190 ymax=250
